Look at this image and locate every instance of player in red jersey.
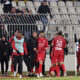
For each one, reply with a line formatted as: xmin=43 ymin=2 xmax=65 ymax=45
xmin=47 ymin=34 xmax=58 ymax=77
xmin=9 ymin=30 xmax=19 ymax=75
xmin=12 ymin=31 xmax=27 ymax=78
xmin=76 ymin=39 xmax=80 ymax=74
xmin=51 ymin=31 xmax=66 ymax=77
xmin=36 ymin=31 xmax=49 ymax=77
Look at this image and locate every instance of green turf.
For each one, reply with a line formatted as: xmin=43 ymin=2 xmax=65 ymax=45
xmin=0 ymin=76 xmax=80 ymax=80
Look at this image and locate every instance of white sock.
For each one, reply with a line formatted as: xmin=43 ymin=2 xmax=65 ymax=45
xmin=19 ymin=75 xmax=22 ymax=78
xmin=14 ymin=71 xmax=17 ymax=77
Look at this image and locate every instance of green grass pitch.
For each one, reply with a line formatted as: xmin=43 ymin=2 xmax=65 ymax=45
xmin=0 ymin=76 xmax=80 ymax=80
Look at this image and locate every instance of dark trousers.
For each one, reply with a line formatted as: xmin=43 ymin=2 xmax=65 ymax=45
xmin=24 ymin=54 xmax=36 ymax=72
xmin=13 ymin=55 xmax=23 ymax=74
xmin=1 ymin=57 xmax=9 ymax=74
xmin=23 ymin=55 xmax=29 ymax=71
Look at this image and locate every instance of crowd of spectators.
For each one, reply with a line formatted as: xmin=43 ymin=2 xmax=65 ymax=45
xmin=0 ymin=0 xmax=53 ymax=37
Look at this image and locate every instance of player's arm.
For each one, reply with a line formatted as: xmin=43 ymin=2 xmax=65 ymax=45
xmin=51 ymin=39 xmax=55 ymax=47
xmin=64 ymin=39 xmax=67 ymax=48
xmin=12 ymin=39 xmax=17 ymax=51
xmin=64 ymin=39 xmax=68 ymax=55
xmin=9 ymin=37 xmax=13 ymax=43
xmin=23 ymin=42 xmax=28 ymax=55
xmin=32 ymin=40 xmax=37 ymax=51
xmin=45 ymin=39 xmax=49 ymax=50
xmin=12 ymin=39 xmax=20 ymax=54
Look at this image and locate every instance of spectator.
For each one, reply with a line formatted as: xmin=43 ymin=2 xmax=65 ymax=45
xmin=24 ymin=10 xmax=38 ymax=39
xmin=0 ymin=35 xmax=12 ymax=76
xmin=37 ymin=0 xmax=52 ymax=32
xmin=1 ymin=0 xmax=13 ymax=13
xmin=0 ymin=25 xmax=3 ymax=40
xmin=24 ymin=32 xmax=38 ymax=77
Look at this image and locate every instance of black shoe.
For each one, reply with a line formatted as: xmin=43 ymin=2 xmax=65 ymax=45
xmin=5 ymin=72 xmax=8 ymax=77
xmin=32 ymin=74 xmax=36 ymax=77
xmin=28 ymin=74 xmax=32 ymax=77
xmin=2 ymin=74 xmax=4 ymax=77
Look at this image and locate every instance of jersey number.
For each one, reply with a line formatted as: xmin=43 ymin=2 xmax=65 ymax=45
xmin=56 ymin=40 xmax=62 ymax=47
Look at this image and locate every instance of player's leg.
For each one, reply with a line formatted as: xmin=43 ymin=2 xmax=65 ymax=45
xmin=18 ymin=56 xmax=23 ymax=78
xmin=77 ymin=56 xmax=80 ymax=75
xmin=11 ymin=55 xmax=14 ymax=74
xmin=77 ymin=65 xmax=79 ymax=72
xmin=39 ymin=52 xmax=46 ymax=77
xmin=12 ymin=55 xmax=18 ymax=77
xmin=23 ymin=55 xmax=28 ymax=75
xmin=35 ymin=62 xmax=39 ymax=76
xmin=1 ymin=60 xmax=4 ymax=76
xmin=59 ymin=61 xmax=66 ymax=76
xmin=48 ymin=56 xmax=56 ymax=77
xmin=55 ymin=62 xmax=60 ymax=77
xmin=59 ymin=52 xmax=66 ymax=76
xmin=53 ymin=51 xmax=60 ymax=77
xmin=39 ymin=60 xmax=43 ymax=77
xmin=47 ymin=64 xmax=56 ymax=77
xmin=5 ymin=59 xmax=9 ymax=76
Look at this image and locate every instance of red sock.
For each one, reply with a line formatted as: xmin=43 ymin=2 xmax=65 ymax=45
xmin=77 ymin=65 xmax=79 ymax=72
xmin=39 ymin=64 xmax=42 ymax=74
xmin=55 ymin=65 xmax=60 ymax=77
xmin=61 ymin=64 xmax=65 ymax=72
xmin=31 ymin=68 xmax=33 ymax=73
xmin=11 ymin=64 xmax=14 ymax=72
xmin=35 ymin=67 xmax=39 ymax=74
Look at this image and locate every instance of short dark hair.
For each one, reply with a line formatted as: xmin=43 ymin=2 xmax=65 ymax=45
xmin=43 ymin=0 xmax=47 ymax=2
xmin=18 ymin=30 xmax=22 ymax=34
xmin=57 ymin=31 xmax=62 ymax=36
xmin=39 ymin=31 xmax=44 ymax=34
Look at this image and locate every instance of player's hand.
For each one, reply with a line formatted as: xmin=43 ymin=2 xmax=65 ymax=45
xmin=36 ymin=50 xmax=39 ymax=54
xmin=4 ymin=52 xmax=6 ymax=56
xmin=16 ymin=50 xmax=20 ymax=54
xmin=45 ymin=47 xmax=48 ymax=50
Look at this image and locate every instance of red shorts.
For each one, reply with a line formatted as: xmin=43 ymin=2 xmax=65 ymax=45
xmin=54 ymin=50 xmax=64 ymax=62
xmin=37 ymin=51 xmax=45 ymax=62
xmin=77 ymin=54 xmax=80 ymax=65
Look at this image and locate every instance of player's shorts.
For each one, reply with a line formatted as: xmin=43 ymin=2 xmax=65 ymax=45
xmin=37 ymin=51 xmax=45 ymax=62
xmin=54 ymin=50 xmax=64 ymax=62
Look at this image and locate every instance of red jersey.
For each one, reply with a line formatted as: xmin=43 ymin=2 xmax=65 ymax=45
xmin=37 ymin=37 xmax=49 ymax=52
xmin=52 ymin=36 xmax=66 ymax=52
